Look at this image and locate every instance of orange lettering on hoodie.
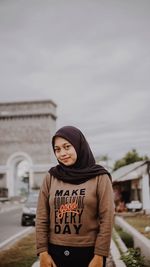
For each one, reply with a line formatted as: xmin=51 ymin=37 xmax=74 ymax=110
xmin=57 ymin=202 xmax=80 ymax=219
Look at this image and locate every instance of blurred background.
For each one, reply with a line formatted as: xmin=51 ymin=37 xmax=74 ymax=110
xmin=0 ymin=2 xmax=150 ymax=266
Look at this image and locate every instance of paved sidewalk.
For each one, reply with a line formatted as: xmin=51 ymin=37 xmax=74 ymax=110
xmin=106 ymin=253 xmax=115 ymax=267
xmin=0 ymin=199 xmax=23 ymax=213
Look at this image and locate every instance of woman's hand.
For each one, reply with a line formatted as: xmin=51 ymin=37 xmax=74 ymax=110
xmin=88 ymin=255 xmax=103 ymax=267
xmin=40 ymin=251 xmax=57 ymax=267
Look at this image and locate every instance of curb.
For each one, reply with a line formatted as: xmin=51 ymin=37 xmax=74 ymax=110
xmin=0 ymin=202 xmax=23 ymax=214
xmin=110 ymin=239 xmax=126 ymax=267
xmin=0 ymin=227 xmax=34 ymax=251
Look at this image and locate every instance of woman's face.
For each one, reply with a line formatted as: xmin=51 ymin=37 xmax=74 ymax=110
xmin=54 ymin=137 xmax=77 ymax=166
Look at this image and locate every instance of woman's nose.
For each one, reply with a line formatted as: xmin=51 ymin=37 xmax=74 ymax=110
xmin=60 ymin=148 xmax=67 ymax=156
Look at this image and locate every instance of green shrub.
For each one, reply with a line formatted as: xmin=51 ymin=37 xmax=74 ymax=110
xmin=114 ymin=225 xmax=134 ymax=248
xmin=121 ymin=248 xmax=146 ymax=267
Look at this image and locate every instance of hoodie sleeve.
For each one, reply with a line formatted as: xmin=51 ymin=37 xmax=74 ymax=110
xmin=94 ymin=174 xmax=115 ymax=257
xmin=35 ymin=173 xmax=51 ymax=256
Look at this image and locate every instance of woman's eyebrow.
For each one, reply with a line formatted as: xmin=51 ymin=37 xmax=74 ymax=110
xmin=54 ymin=142 xmax=70 ymax=148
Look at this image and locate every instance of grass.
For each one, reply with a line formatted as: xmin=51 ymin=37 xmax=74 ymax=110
xmin=0 ymin=231 xmax=38 ymax=267
xmin=123 ymin=214 xmax=150 ymax=239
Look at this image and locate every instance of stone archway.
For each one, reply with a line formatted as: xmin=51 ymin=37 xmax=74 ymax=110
xmin=0 ymin=100 xmax=57 ymax=197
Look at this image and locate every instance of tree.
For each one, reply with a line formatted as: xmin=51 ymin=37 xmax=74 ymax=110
xmin=113 ymin=149 xmax=149 ymax=171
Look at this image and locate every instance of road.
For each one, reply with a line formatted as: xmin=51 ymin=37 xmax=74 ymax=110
xmin=0 ymin=205 xmax=33 ymax=249
xmin=0 ymin=207 xmax=23 ymax=242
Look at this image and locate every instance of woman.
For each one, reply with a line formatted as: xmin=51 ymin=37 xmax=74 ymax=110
xmin=36 ymin=126 xmax=114 ymax=267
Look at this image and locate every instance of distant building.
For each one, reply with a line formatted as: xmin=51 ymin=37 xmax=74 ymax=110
xmin=0 ymin=100 xmax=57 ymax=197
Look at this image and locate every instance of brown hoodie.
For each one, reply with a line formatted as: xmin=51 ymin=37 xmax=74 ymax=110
xmin=36 ymin=173 xmax=114 ymax=257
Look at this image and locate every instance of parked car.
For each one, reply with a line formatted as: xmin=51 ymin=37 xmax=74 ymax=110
xmin=126 ymin=200 xmax=142 ymax=212
xmin=21 ymin=191 xmax=39 ymax=226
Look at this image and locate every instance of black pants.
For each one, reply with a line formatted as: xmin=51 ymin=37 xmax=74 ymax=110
xmin=48 ymin=244 xmax=106 ymax=267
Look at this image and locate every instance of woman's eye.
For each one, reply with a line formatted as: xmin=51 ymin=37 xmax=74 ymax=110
xmin=65 ymin=145 xmax=71 ymax=150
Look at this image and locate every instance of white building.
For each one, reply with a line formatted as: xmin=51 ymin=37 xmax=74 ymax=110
xmin=112 ymin=160 xmax=150 ymax=214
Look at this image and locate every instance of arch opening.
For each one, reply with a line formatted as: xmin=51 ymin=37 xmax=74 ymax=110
xmin=6 ymin=152 xmax=33 ymax=197
xmin=15 ymin=160 xmax=30 ymax=196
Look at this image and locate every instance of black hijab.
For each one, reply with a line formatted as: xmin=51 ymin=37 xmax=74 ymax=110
xmin=49 ymin=126 xmax=111 ymax=184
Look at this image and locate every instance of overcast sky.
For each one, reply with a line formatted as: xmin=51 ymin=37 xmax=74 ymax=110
xmin=0 ymin=0 xmax=150 ymax=164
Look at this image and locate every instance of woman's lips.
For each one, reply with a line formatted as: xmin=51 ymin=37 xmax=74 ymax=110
xmin=61 ymin=157 xmax=70 ymax=162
